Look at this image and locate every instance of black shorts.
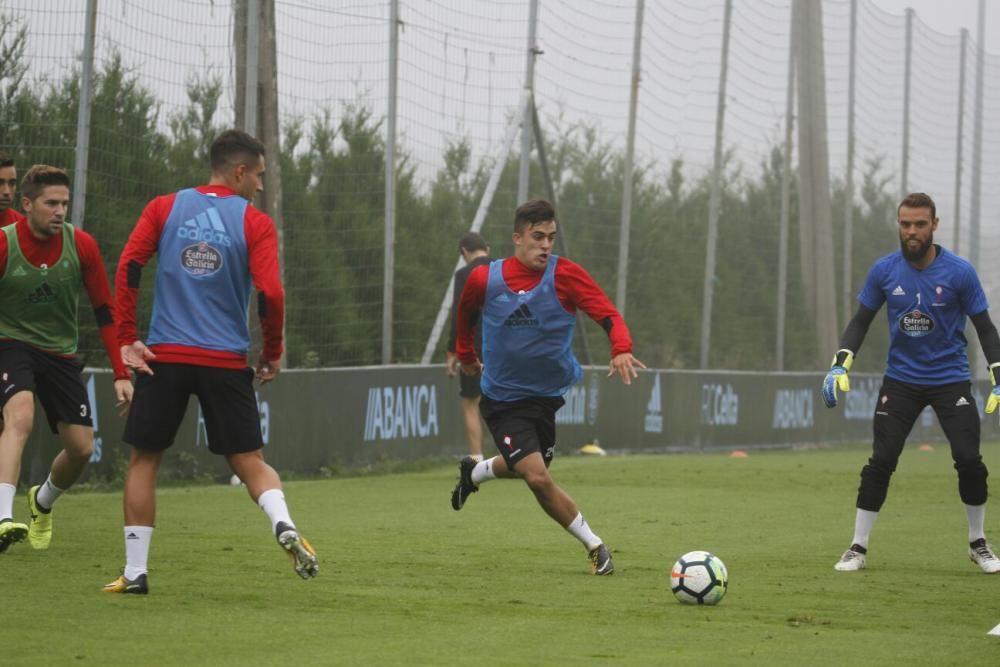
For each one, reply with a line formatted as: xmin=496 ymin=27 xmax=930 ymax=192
xmin=479 ymin=394 xmax=564 ymax=470
xmin=872 ymin=377 xmax=981 ymax=465
xmin=124 ymin=362 xmax=263 ymax=455
xmin=459 ymin=372 xmax=482 ymax=399
xmin=0 ymin=340 xmax=91 ymax=434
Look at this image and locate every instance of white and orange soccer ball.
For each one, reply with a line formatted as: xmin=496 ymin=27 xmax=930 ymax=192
xmin=670 ymin=550 xmax=729 ymax=605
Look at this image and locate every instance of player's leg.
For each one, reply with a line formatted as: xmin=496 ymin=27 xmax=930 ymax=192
xmin=835 ymin=377 xmax=924 ymax=571
xmin=25 ymin=424 xmax=94 ymax=551
xmin=459 ymin=373 xmax=484 ymax=460
xmin=932 ymin=381 xmax=998 ymax=573
xmin=200 ymin=366 xmax=317 ymax=579
xmin=513 ymin=455 xmax=613 ymax=575
xmin=451 ymin=395 xmax=522 ymax=510
xmin=28 ymin=355 xmax=97 ymax=549
xmin=505 ymin=398 xmax=613 ymax=575
xmin=104 ymin=363 xmax=188 ymax=594
xmin=0 ymin=343 xmax=40 ymax=552
xmin=461 ymin=396 xmax=484 ymax=460
xmin=102 ymin=446 xmax=164 ymax=593
xmin=0 ymin=391 xmax=33 ymax=552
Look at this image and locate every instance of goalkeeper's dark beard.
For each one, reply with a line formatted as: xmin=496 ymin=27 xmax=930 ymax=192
xmin=900 ymin=234 xmax=933 ymax=262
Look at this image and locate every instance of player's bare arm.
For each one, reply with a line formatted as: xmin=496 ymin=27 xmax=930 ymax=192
xmin=446 ymin=351 xmax=460 ymax=377
xmin=255 ymin=353 xmax=281 ymax=384
xmin=113 ymin=378 xmax=134 ymax=416
xmin=459 ymin=358 xmax=483 ymax=377
xmin=121 ymin=341 xmax=156 ymax=376
xmin=608 ymin=352 xmax=645 ymax=385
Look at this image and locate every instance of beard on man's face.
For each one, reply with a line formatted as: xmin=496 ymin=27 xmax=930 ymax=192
xmin=900 ymin=234 xmax=933 ymax=262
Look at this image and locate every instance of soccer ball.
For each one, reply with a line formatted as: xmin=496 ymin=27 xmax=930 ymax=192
xmin=670 ymin=550 xmax=728 ymax=605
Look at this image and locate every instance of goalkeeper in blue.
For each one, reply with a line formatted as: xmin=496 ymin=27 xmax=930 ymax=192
xmin=824 ymin=192 xmax=1000 ymax=574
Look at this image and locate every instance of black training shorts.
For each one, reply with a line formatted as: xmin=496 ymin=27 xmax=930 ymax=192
xmin=479 ymin=394 xmax=564 ymax=470
xmin=0 ymin=340 xmax=92 ymax=433
xmin=459 ymin=372 xmax=482 ymax=399
xmin=124 ymin=362 xmax=263 ymax=455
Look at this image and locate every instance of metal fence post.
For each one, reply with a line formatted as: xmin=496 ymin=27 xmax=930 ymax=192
xmin=517 ymin=0 xmax=540 ymax=204
xmin=901 ymin=8 xmax=913 ymax=197
xmin=969 ymin=0 xmax=984 ymax=272
xmin=616 ymin=0 xmax=645 ymax=317
xmin=843 ymin=0 xmax=857 ymax=322
xmin=382 ymin=0 xmax=399 ymax=364
xmin=698 ymin=0 xmax=732 ymax=369
xmin=777 ymin=2 xmax=797 ymax=371
xmin=953 ymin=28 xmax=967 ymax=253
xmin=70 ymin=0 xmax=98 ymax=230
xmin=244 ymin=0 xmax=260 ymax=136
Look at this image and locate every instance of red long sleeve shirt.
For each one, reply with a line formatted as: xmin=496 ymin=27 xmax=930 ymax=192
xmin=115 ymin=185 xmax=284 ymax=368
xmin=0 ymin=218 xmax=129 ymax=379
xmin=0 ymin=208 xmax=25 ymax=226
xmin=456 ymin=255 xmax=632 ymax=364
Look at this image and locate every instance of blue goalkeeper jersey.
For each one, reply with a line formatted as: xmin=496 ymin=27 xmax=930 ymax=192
xmin=858 ymin=245 xmax=988 ymax=385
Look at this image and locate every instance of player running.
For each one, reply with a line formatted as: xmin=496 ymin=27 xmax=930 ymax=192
xmin=105 ymin=130 xmax=317 ymax=594
xmin=0 ymin=165 xmax=132 ymax=553
xmin=449 ymin=199 xmax=644 ymax=575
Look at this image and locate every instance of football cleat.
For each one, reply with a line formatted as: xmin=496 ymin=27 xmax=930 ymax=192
xmin=834 ymin=543 xmax=867 ymax=571
xmin=589 ymin=543 xmax=615 ymax=576
xmin=969 ymin=538 xmax=1000 ymax=573
xmin=0 ymin=519 xmax=28 ymax=554
xmin=276 ymin=521 xmax=318 ymax=579
xmin=27 ymin=485 xmax=53 ymax=550
xmin=102 ymin=572 xmax=149 ymax=594
xmin=450 ymin=456 xmax=479 ymax=511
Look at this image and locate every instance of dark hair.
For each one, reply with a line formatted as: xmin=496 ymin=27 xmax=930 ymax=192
xmin=458 ymin=231 xmax=488 ymax=253
xmin=514 ymin=199 xmax=556 ymax=233
xmin=21 ymin=164 xmax=70 ymax=201
xmin=210 ymin=129 xmax=265 ymax=172
xmin=0 ymin=152 xmax=14 ymax=169
xmin=898 ymin=192 xmax=936 ymax=220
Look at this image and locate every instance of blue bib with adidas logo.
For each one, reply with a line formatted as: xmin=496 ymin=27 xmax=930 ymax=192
xmin=480 ymin=255 xmax=582 ymax=401
xmin=148 ymin=188 xmax=252 ymax=355
xmin=858 ymin=246 xmax=988 ymax=385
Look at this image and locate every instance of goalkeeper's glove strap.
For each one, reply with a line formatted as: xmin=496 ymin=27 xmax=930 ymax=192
xmin=832 ymin=349 xmax=855 ymax=371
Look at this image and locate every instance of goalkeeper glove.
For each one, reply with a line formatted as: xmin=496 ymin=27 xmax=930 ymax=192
xmin=822 ymin=349 xmax=855 ymax=408
xmin=986 ymin=363 xmax=1000 ymax=415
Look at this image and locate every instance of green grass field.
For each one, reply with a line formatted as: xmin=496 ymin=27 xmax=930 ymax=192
xmin=5 ymin=443 xmax=1000 ymax=665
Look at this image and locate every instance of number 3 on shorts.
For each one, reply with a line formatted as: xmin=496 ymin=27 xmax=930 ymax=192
xmin=80 ymin=403 xmax=88 ymax=417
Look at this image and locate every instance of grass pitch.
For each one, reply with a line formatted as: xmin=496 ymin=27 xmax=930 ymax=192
xmin=4 ymin=443 xmax=1000 ymax=665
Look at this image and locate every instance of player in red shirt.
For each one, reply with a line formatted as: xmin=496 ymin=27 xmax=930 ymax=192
xmin=449 ymin=199 xmax=644 ymax=575
xmin=0 ymin=165 xmax=132 ymax=554
xmin=105 ymin=130 xmax=316 ymax=594
xmin=0 ymin=152 xmax=26 ymax=226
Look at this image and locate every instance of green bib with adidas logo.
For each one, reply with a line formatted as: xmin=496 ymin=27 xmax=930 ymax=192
xmin=0 ymin=223 xmax=82 ymax=354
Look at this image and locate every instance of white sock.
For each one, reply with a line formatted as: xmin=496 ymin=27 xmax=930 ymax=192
xmin=565 ymin=512 xmax=602 ymax=551
xmin=123 ymin=525 xmax=153 ymax=579
xmin=35 ymin=475 xmax=66 ymax=510
xmin=471 ymin=457 xmax=498 ymax=485
xmin=966 ymin=504 xmax=986 ymax=543
xmin=851 ymin=508 xmax=879 ymax=549
xmin=257 ymin=488 xmax=293 ymax=533
xmin=0 ymin=483 xmax=14 ymax=521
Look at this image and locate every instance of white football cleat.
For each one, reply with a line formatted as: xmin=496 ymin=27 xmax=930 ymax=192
xmin=969 ymin=539 xmax=1000 ymax=573
xmin=833 ymin=544 xmax=867 ymax=571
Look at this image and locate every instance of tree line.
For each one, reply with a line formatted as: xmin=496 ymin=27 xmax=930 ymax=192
xmin=0 ymin=18 xmax=899 ymax=373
